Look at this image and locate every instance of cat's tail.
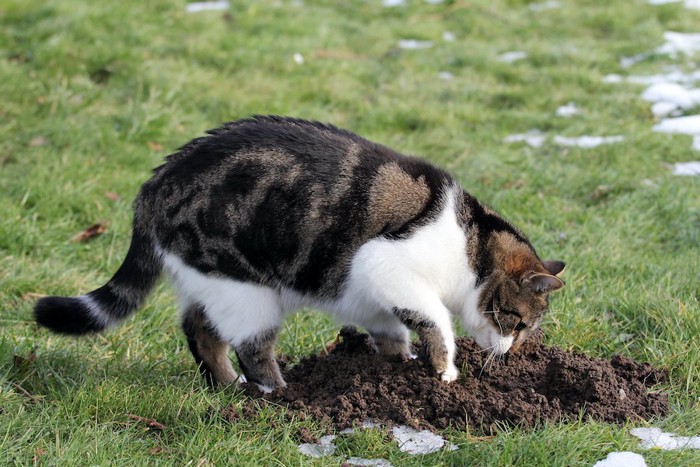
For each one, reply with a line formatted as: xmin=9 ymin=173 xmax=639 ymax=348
xmin=34 ymin=226 xmax=163 ymax=335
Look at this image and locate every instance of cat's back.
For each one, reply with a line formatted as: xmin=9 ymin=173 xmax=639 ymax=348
xmin=139 ymin=116 xmax=454 ymax=296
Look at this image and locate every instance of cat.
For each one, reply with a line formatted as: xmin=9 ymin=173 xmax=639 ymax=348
xmin=35 ymin=116 xmax=565 ymax=392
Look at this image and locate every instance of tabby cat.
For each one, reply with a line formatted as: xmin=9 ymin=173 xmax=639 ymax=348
xmin=35 ymin=116 xmax=565 ymax=392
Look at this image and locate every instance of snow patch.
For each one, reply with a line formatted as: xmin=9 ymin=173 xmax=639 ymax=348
xmin=631 ymin=427 xmax=700 ymax=450
xmin=345 ymin=458 xmax=394 ymax=467
xmin=603 ymin=74 xmax=625 ymax=83
xmin=555 ymin=102 xmax=581 ymax=117
xmin=186 ymin=1 xmax=229 ymax=13
xmin=671 ymin=161 xmax=700 ymax=175
xmin=693 ymin=135 xmax=700 ymax=151
xmin=641 ymin=82 xmax=700 ymax=117
xmin=593 ymin=452 xmax=647 ymax=467
xmin=298 ymin=435 xmax=336 ymax=458
xmin=653 ymin=114 xmax=700 ymax=134
xmin=504 ymin=130 xmax=546 ymax=148
xmin=398 ymin=39 xmax=433 ymax=50
xmin=648 ymin=0 xmax=700 ymax=9
xmin=621 ymin=53 xmax=651 ymax=69
xmin=656 ymin=32 xmax=700 ymax=57
xmin=392 ymin=426 xmax=456 ymax=455
xmin=553 ymin=135 xmax=625 ymax=148
xmin=528 ymin=1 xmax=560 ymax=11
xmin=497 ymin=51 xmax=527 ymax=63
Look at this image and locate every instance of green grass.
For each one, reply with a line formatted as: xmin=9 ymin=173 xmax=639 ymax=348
xmin=1 ymin=0 xmax=699 ymax=464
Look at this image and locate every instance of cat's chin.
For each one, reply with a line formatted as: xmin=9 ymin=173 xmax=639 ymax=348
xmin=472 ymin=328 xmax=514 ymax=355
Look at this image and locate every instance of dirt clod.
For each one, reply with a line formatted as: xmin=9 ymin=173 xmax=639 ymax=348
xmin=239 ymin=328 xmax=668 ymax=432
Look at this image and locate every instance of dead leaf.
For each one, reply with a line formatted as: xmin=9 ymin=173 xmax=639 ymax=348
xmin=503 ymin=179 xmax=525 ymax=190
xmin=32 ymin=448 xmax=47 ymax=463
xmin=105 ymin=191 xmax=121 ymax=201
xmin=148 ymin=447 xmax=165 ymax=455
xmin=147 ymin=141 xmax=164 ymax=151
xmin=21 ymin=292 xmax=47 ymax=301
xmin=13 ymin=348 xmax=37 ymax=367
xmin=320 ymin=335 xmax=341 ymax=357
xmin=29 ymin=136 xmax=47 ymax=147
xmin=71 ymin=221 xmax=109 ymax=242
xmin=128 ymin=414 xmax=165 ymax=431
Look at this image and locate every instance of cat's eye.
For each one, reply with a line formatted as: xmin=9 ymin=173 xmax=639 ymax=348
xmin=515 ymin=321 xmax=527 ymax=332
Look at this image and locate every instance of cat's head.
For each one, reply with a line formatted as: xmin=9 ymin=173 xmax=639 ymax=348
xmin=464 ymin=234 xmax=565 ymax=355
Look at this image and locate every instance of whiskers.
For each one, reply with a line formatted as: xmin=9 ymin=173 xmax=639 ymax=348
xmin=477 ymin=341 xmax=506 ymax=378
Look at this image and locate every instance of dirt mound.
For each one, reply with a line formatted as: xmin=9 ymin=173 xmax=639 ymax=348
xmin=237 ymin=327 xmax=668 ymax=432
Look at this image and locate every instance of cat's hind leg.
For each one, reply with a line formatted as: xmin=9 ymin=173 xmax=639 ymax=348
xmin=182 ymin=303 xmax=240 ymax=387
xmin=234 ymin=328 xmax=285 ymax=393
xmin=359 ymin=314 xmax=412 ymax=358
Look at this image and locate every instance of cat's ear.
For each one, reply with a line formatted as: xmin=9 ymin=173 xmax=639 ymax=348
xmin=524 ymin=273 xmax=564 ymax=293
xmin=542 ymin=260 xmax=566 ymax=277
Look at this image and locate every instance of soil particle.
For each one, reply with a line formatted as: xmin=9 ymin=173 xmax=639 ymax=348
xmin=238 ymin=327 xmax=668 ymax=432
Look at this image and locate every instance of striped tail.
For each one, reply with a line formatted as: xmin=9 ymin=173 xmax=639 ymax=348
xmin=34 ymin=228 xmax=162 ymax=335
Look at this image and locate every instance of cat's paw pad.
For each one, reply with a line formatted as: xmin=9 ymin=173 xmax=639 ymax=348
xmin=440 ymin=366 xmax=459 ymax=383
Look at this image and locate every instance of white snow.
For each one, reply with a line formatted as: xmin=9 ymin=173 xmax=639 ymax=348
xmin=651 ymin=101 xmax=681 ymax=117
xmin=185 ymin=1 xmax=229 ymax=13
xmin=298 ymin=435 xmax=336 ymax=458
xmin=593 ymin=452 xmax=647 ymax=467
xmin=641 ymin=82 xmax=700 ymax=116
xmin=630 ymin=68 xmax=700 ymax=86
xmin=345 ymin=458 xmax=394 ymax=467
xmin=656 ymin=32 xmax=700 ymax=57
xmin=391 ymin=426 xmax=455 ymax=455
xmin=555 ymin=102 xmax=581 ymax=117
xmin=653 ymin=114 xmax=700 ymax=134
xmin=603 ymin=74 xmax=625 ymax=83
xmin=693 ymin=135 xmax=700 ymax=150
xmin=340 ymin=419 xmax=381 ymax=435
xmin=528 ymin=1 xmax=561 ymax=11
xmin=621 ymin=53 xmax=651 ymax=69
xmin=504 ymin=130 xmax=546 ymax=148
xmin=398 ymin=39 xmax=433 ymax=50
xmin=672 ymin=161 xmax=700 ymax=175
xmin=497 ymin=51 xmax=527 ymax=63
xmin=648 ymin=0 xmax=700 ymax=9
xmin=631 ymin=427 xmax=700 ymax=450
xmin=553 ymin=135 xmax=625 ymax=148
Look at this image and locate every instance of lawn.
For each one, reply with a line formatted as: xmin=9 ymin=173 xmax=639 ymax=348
xmin=1 ymin=0 xmax=699 ymax=465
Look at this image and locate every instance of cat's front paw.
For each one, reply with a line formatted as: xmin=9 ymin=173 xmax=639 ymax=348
xmin=440 ymin=365 xmax=460 ymax=383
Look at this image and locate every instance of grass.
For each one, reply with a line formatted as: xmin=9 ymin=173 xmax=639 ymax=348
xmin=1 ymin=0 xmax=699 ymax=464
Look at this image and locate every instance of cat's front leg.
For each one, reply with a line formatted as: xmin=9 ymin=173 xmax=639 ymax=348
xmin=391 ymin=302 xmax=459 ymax=383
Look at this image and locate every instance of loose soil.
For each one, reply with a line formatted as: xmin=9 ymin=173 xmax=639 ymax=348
xmin=235 ymin=327 xmax=668 ymax=433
